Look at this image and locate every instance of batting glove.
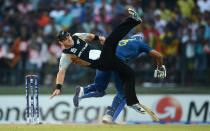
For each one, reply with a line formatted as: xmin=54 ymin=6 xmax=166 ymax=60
xmin=154 ymin=65 xmax=166 ymax=79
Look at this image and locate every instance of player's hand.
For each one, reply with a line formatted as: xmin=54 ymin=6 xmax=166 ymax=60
xmin=99 ymin=36 xmax=105 ymax=45
xmin=154 ymin=65 xmax=166 ymax=79
xmin=50 ymin=89 xmax=61 ymax=99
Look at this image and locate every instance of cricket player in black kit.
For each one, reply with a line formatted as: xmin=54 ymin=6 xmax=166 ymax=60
xmin=50 ymin=8 xmax=152 ymax=113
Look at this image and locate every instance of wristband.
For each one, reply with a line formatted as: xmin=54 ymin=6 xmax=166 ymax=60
xmin=93 ymin=35 xmax=99 ymax=40
xmin=56 ymin=84 xmax=62 ymax=90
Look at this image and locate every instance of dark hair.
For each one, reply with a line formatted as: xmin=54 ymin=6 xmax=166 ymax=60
xmin=56 ymin=31 xmax=70 ymax=41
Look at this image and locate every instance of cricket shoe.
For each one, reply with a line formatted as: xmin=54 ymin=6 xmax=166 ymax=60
xmin=73 ymin=86 xmax=84 ymax=107
xmin=129 ymin=103 xmax=146 ymax=114
xmin=102 ymin=114 xmax=114 ymax=124
xmin=128 ymin=8 xmax=142 ymax=23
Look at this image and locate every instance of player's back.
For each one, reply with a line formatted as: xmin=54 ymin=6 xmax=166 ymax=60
xmin=116 ymin=39 xmax=152 ymax=61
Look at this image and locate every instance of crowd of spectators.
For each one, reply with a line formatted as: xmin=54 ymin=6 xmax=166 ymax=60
xmin=0 ymin=0 xmax=209 ymax=86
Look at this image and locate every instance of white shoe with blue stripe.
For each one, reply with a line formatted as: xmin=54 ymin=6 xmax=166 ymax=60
xmin=129 ymin=103 xmax=146 ymax=114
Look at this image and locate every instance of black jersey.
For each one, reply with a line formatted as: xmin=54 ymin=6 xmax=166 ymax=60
xmin=62 ymin=35 xmax=101 ymax=66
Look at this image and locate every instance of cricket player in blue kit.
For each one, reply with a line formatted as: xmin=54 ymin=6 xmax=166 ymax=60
xmin=73 ymin=33 xmax=166 ymax=124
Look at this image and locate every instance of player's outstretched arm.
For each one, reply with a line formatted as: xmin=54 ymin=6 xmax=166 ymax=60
xmin=50 ymin=53 xmax=71 ymax=99
xmin=73 ymin=33 xmax=105 ymax=45
xmin=149 ymin=50 xmax=163 ymax=67
xmin=50 ymin=69 xmax=66 ymax=99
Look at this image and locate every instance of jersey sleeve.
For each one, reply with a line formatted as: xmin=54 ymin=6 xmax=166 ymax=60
xmin=136 ymin=40 xmax=153 ymax=53
xmin=72 ymin=33 xmax=90 ymax=40
xmin=59 ymin=53 xmax=72 ymax=70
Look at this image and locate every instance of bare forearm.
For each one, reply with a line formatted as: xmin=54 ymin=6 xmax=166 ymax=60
xmin=149 ymin=50 xmax=163 ymax=67
xmin=99 ymin=36 xmax=105 ymax=45
xmin=86 ymin=33 xmax=95 ymax=41
xmin=50 ymin=69 xmax=66 ymax=98
xmin=87 ymin=33 xmax=105 ymax=45
xmin=83 ymin=33 xmax=98 ymax=41
xmin=156 ymin=55 xmax=163 ymax=67
xmin=75 ymin=33 xmax=105 ymax=44
xmin=56 ymin=70 xmax=66 ymax=85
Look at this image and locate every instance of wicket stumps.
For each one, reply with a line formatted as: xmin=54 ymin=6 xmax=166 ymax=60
xmin=25 ymin=75 xmax=40 ymax=125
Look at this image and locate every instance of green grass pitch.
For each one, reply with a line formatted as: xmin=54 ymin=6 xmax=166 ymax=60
xmin=0 ymin=124 xmax=210 ymax=131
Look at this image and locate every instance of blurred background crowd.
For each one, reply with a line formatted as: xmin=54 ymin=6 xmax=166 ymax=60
xmin=0 ymin=0 xmax=209 ymax=87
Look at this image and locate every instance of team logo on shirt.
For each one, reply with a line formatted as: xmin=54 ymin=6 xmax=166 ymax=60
xmin=70 ymin=48 xmax=77 ymax=53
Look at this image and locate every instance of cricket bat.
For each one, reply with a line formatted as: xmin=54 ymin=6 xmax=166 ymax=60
xmin=139 ymin=102 xmax=160 ymax=122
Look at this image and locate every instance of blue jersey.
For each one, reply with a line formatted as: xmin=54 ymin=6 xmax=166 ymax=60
xmin=116 ymin=39 xmax=153 ymax=61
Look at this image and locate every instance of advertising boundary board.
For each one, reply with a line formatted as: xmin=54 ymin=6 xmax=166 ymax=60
xmin=0 ymin=95 xmax=209 ymax=124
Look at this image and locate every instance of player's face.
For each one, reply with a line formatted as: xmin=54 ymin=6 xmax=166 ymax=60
xmin=60 ymin=36 xmax=74 ymax=48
